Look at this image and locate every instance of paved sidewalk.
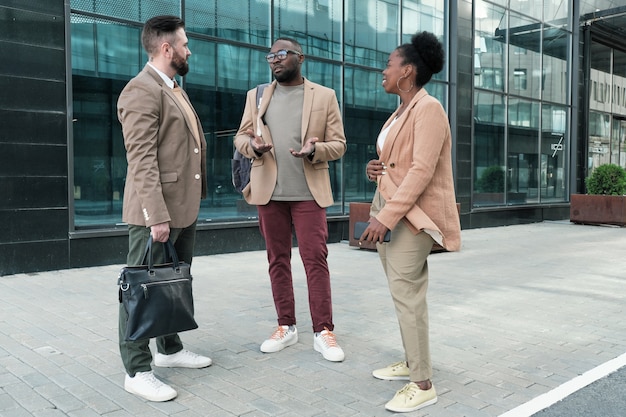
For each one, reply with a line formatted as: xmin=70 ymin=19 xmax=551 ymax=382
xmin=1 ymin=221 xmax=625 ymax=416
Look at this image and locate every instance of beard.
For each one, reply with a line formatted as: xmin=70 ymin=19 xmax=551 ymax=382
xmin=171 ymin=50 xmax=189 ymax=76
xmin=272 ymin=65 xmax=299 ymax=83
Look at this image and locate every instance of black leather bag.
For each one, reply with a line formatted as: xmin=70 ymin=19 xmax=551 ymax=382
xmin=118 ymin=237 xmax=198 ymax=341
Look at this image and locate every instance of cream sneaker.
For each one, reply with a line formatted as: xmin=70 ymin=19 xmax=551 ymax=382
xmin=385 ymin=382 xmax=437 ymax=413
xmin=313 ymin=328 xmax=345 ymax=362
xmin=372 ymin=361 xmax=410 ymax=380
xmin=124 ymin=371 xmax=177 ymax=402
xmin=260 ymin=325 xmax=298 ymax=353
xmin=154 ymin=349 xmax=212 ymax=368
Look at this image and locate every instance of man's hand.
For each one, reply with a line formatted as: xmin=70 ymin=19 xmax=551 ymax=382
xmin=151 ymin=222 xmax=170 ymax=242
xmin=245 ymin=129 xmax=273 ymax=154
xmin=290 ymin=137 xmax=319 ymax=158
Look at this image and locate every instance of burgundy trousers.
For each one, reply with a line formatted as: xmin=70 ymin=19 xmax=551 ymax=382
xmin=257 ymin=200 xmax=334 ymax=333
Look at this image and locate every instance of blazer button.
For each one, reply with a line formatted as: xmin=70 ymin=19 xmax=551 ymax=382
xmin=194 ymin=148 xmax=199 ymax=154
xmin=194 ymin=174 xmax=200 ymax=179
xmin=389 ymin=163 xmax=395 ymax=168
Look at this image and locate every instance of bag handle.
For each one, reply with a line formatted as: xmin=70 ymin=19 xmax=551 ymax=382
xmin=142 ymin=236 xmax=181 ymax=272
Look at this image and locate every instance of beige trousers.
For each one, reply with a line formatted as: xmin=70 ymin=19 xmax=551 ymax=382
xmin=371 ymin=190 xmax=434 ymax=382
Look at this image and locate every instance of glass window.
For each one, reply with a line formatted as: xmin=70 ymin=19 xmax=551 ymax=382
xmin=588 ymin=111 xmax=611 ymax=169
xmin=402 ymin=0 xmax=447 ymax=82
xmin=187 ymin=0 xmax=270 ymax=46
xmin=71 ymin=17 xmax=142 ymax=227
xmin=542 ymin=25 xmax=569 ymax=104
xmin=70 ymin=0 xmax=179 ymax=23
xmin=611 ymin=118 xmax=626 ymax=168
xmin=510 ymin=0 xmax=542 ymax=20
xmin=69 ymin=1 xmax=451 ymax=228
xmin=344 ymin=66 xmax=396 ymax=204
xmin=541 ymin=104 xmax=568 ymax=201
xmin=401 ymin=0 xmax=445 ymax=42
xmin=508 ymin=12 xmax=541 ymax=100
xmin=544 ymin=0 xmax=568 ymax=22
xmin=474 ymin=91 xmax=506 ymax=207
xmin=613 ymin=49 xmax=626 ymax=117
xmin=513 ymin=69 xmax=527 ymax=90
xmin=71 ymin=16 xmax=142 ymax=79
xmin=589 ymin=43 xmax=612 ymax=114
xmin=344 ymin=0 xmax=398 ymax=68
xmin=508 ymin=97 xmax=539 ymax=203
xmin=509 ymin=97 xmax=539 ymax=128
xmin=303 ymin=60 xmax=341 ymax=96
xmin=274 ymin=0 xmax=341 ymax=60
xmin=474 ymin=1 xmax=506 ymax=92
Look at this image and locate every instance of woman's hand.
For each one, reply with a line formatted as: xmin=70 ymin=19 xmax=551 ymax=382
xmin=359 ymin=217 xmax=390 ymax=243
xmin=366 ymin=159 xmax=386 ymax=182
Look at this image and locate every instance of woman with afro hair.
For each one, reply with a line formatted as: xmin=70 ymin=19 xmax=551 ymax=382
xmin=358 ymin=31 xmax=461 ymax=413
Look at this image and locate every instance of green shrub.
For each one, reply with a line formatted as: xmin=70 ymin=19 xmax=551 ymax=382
xmin=476 ymin=165 xmax=505 ymax=193
xmin=585 ymin=163 xmax=626 ymax=195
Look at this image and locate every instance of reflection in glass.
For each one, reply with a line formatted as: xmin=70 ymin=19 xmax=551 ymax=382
xmin=474 ymin=0 xmax=505 ymax=92
xmin=508 ymin=12 xmax=541 ymax=100
xmin=275 ymin=0 xmax=341 ymax=60
xmin=541 ymin=104 xmax=568 ymax=201
xmin=544 ymin=0 xmax=569 ymax=22
xmin=344 ymin=0 xmax=398 ymax=67
xmin=542 ymin=26 xmax=569 ymax=104
xmin=344 ymin=66 xmax=395 ymax=204
xmin=508 ymin=98 xmax=539 ymax=203
xmin=474 ymin=91 xmax=506 ymax=207
xmin=402 ymin=1 xmax=446 ymax=81
xmin=510 ymin=0 xmax=542 ymax=20
xmin=612 ymin=119 xmax=626 ymax=168
xmin=186 ymin=0 xmax=270 ymax=46
xmin=588 ymin=111 xmax=611 ymax=170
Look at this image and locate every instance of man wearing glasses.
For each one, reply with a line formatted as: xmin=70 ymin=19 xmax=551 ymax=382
xmin=234 ymin=37 xmax=347 ymax=362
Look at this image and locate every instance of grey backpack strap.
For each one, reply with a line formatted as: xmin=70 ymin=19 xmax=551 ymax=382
xmin=232 ymin=82 xmax=270 ymax=194
xmin=256 ymin=82 xmax=270 ymax=108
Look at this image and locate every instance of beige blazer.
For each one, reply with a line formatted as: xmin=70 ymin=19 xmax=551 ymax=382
xmin=234 ymin=79 xmax=347 ymax=207
xmin=376 ymin=88 xmax=461 ymax=251
xmin=118 ymin=65 xmax=207 ymax=228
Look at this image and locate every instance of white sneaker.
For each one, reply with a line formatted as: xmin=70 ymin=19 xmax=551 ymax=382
xmin=154 ymin=349 xmax=212 ymax=368
xmin=124 ymin=371 xmax=177 ymax=402
xmin=260 ymin=325 xmax=298 ymax=353
xmin=313 ymin=328 xmax=345 ymax=362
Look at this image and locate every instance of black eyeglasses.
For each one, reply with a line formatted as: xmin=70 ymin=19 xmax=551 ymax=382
xmin=265 ymin=49 xmax=303 ymax=62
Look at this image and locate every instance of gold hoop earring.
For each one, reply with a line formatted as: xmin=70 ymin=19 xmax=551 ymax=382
xmin=396 ymin=75 xmax=414 ymax=93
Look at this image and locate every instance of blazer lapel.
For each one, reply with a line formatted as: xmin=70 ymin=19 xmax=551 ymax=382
xmin=301 ymin=79 xmax=314 ymax=145
xmin=378 ymin=89 xmax=428 ymax=161
xmin=163 ymin=86 xmax=202 ymax=148
xmin=143 ymin=65 xmax=201 ymax=148
xmin=257 ymin=81 xmax=277 ymax=159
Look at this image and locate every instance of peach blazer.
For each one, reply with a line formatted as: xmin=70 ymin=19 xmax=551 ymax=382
xmin=375 ymin=88 xmax=461 ymax=251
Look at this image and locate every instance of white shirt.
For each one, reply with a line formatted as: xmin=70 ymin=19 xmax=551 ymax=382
xmin=376 ymin=116 xmax=399 ymax=151
xmin=147 ymin=62 xmax=176 ymax=89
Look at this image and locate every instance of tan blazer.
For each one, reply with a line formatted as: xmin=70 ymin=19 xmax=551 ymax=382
xmin=118 ymin=65 xmax=207 ymax=228
xmin=376 ymin=88 xmax=461 ymax=251
xmin=234 ymin=79 xmax=347 ymax=207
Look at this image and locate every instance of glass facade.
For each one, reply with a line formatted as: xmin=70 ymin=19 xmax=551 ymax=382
xmin=473 ymin=0 xmax=571 ymax=208
xmin=587 ymin=43 xmax=626 ymax=171
xmin=69 ymin=0 xmax=447 ymax=228
xmin=7 ymin=0 xmax=626 ymax=274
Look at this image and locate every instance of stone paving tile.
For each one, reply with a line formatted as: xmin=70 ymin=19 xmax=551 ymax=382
xmin=1 ymin=221 xmax=625 ymax=416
